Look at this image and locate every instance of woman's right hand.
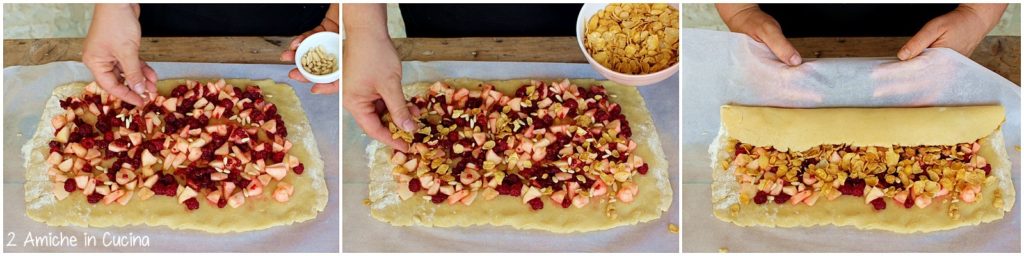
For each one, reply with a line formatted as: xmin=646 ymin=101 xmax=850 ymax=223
xmin=716 ymin=4 xmax=802 ymax=66
xmin=342 ymin=4 xmax=415 ymax=152
xmin=83 ymin=3 xmax=158 ymax=107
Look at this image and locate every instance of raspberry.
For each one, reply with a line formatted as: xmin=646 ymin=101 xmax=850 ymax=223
xmin=982 ymin=164 xmax=992 ymax=176
xmin=454 ymin=117 xmax=469 ymax=127
xmin=64 ymin=179 xmax=77 ymax=192
xmin=271 ymin=152 xmax=286 ymax=163
xmin=250 ymin=110 xmax=265 ymax=124
xmin=515 ymin=85 xmax=529 ymax=97
xmin=48 ymin=141 xmax=62 ymax=153
xmin=430 ymin=193 xmax=448 ymax=204
xmin=293 ymin=163 xmax=305 ymax=175
xmin=620 ymin=125 xmax=632 ymax=138
xmin=594 ymin=110 xmax=609 ymax=123
xmin=276 ymin=124 xmax=288 ymax=137
xmin=171 ymin=84 xmax=189 ymax=97
xmin=184 ymin=198 xmax=200 ymax=210
xmin=527 ymin=198 xmax=544 ymax=210
xmin=774 ymin=193 xmax=792 ymax=204
xmin=465 ymin=98 xmax=483 ymax=109
xmin=217 ymin=198 xmax=227 ymax=208
xmin=562 ymin=99 xmax=578 ymax=111
xmin=637 ymin=163 xmax=649 ymax=175
xmin=903 ymin=196 xmax=915 ymax=208
xmin=753 ymin=191 xmax=768 ymax=204
xmin=87 ymin=193 xmax=103 ymax=204
xmin=838 ymin=179 xmax=866 ymax=197
xmin=253 ymin=150 xmax=268 ymax=161
xmin=871 ymin=198 xmax=886 ymax=210
xmin=265 ymin=104 xmax=278 ymax=117
xmin=560 ymin=196 xmax=572 ymax=208
xmin=59 ymin=98 xmax=72 ymax=109
xmin=81 ymin=137 xmax=95 ymax=149
xmin=609 ymin=104 xmax=622 ymax=117
xmin=408 ymin=178 xmax=422 ymax=193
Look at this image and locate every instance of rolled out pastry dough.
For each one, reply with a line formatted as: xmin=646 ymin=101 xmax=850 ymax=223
xmin=367 ymin=79 xmax=672 ymax=233
xmin=711 ymin=105 xmax=1014 ymax=233
xmin=23 ymin=79 xmax=328 ymax=233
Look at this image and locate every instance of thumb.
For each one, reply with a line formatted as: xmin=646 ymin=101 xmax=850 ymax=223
xmin=378 ymin=75 xmax=417 ymax=133
xmin=757 ymin=24 xmax=802 ymax=66
xmin=115 ymin=52 xmax=149 ymax=100
xmin=350 ymin=104 xmax=410 ymax=152
xmin=899 ymin=21 xmax=944 ymax=61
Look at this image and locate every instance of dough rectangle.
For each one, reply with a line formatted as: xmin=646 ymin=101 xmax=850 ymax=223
xmin=22 ymin=79 xmax=328 ymax=233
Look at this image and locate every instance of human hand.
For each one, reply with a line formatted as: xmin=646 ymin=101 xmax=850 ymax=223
xmin=281 ymin=3 xmax=340 ymax=94
xmin=342 ymin=4 xmax=415 ymax=152
xmin=898 ymin=4 xmax=1007 ymax=60
xmin=716 ymin=4 xmax=802 ymax=66
xmin=82 ymin=3 xmax=158 ymax=106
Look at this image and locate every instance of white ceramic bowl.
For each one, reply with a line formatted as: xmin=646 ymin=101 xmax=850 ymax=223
xmin=576 ymin=3 xmax=679 ymax=86
xmin=294 ymin=31 xmax=341 ymax=84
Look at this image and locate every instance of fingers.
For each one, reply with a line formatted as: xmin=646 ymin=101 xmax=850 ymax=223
xmin=113 ymin=50 xmax=150 ymax=100
xmin=280 ymin=49 xmax=297 ymax=62
xmin=757 ymin=23 xmax=802 ymax=66
xmin=350 ymin=104 xmax=410 ymax=152
xmin=283 ymin=29 xmax=322 ymax=61
xmin=89 ymin=67 xmax=144 ymax=106
xmin=311 ymin=82 xmax=339 ymax=94
xmin=288 ymin=68 xmax=311 ymax=83
xmin=377 ymin=74 xmax=416 ymax=133
xmin=899 ymin=20 xmax=944 ymax=61
xmin=141 ymin=61 xmax=159 ymax=96
xmin=289 ymin=28 xmax=323 ymax=51
xmin=288 ymin=68 xmax=338 ymax=94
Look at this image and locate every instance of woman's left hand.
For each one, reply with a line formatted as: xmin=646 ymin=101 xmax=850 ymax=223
xmin=898 ymin=3 xmax=1007 ymax=60
xmin=281 ymin=3 xmax=340 ymax=94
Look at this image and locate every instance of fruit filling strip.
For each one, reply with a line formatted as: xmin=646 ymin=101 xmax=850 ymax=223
xmin=385 ymin=80 xmax=648 ymax=215
xmin=47 ymin=80 xmax=304 ymax=211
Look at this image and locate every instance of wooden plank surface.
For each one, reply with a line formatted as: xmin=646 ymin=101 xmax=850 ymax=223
xmin=5 ymin=36 xmax=1019 ymax=84
xmin=3 ymin=36 xmax=295 ymax=67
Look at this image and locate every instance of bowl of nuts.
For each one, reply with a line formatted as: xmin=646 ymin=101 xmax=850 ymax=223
xmin=294 ymin=31 xmax=340 ymax=84
xmin=577 ymin=3 xmax=679 ymax=86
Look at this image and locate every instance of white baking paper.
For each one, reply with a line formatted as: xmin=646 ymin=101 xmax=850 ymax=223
xmin=341 ymin=61 xmax=680 ymax=252
xmin=2 ymin=61 xmax=339 ymax=252
xmin=680 ymin=28 xmax=1021 ymax=252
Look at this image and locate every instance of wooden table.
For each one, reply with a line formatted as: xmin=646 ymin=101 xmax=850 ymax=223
xmin=5 ymin=36 xmax=1020 ymax=84
xmin=3 ymin=37 xmax=296 ymax=67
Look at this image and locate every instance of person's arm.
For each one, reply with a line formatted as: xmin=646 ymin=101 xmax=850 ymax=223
xmin=716 ymin=3 xmax=802 ymax=66
xmin=898 ymin=3 xmax=1007 ymax=60
xmin=82 ymin=3 xmax=158 ymax=106
xmin=342 ymin=3 xmax=415 ymax=152
xmin=281 ymin=3 xmax=340 ymax=94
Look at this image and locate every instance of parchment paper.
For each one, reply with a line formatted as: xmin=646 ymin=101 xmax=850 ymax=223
xmin=2 ymin=62 xmax=339 ymax=252
xmin=341 ymin=61 xmax=680 ymax=252
xmin=680 ymin=28 xmax=1021 ymax=252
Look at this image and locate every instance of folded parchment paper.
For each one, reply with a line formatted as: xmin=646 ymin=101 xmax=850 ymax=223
xmin=3 ymin=62 xmax=338 ymax=252
xmin=681 ymin=28 xmax=1020 ymax=252
xmin=342 ymin=61 xmax=680 ymax=252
